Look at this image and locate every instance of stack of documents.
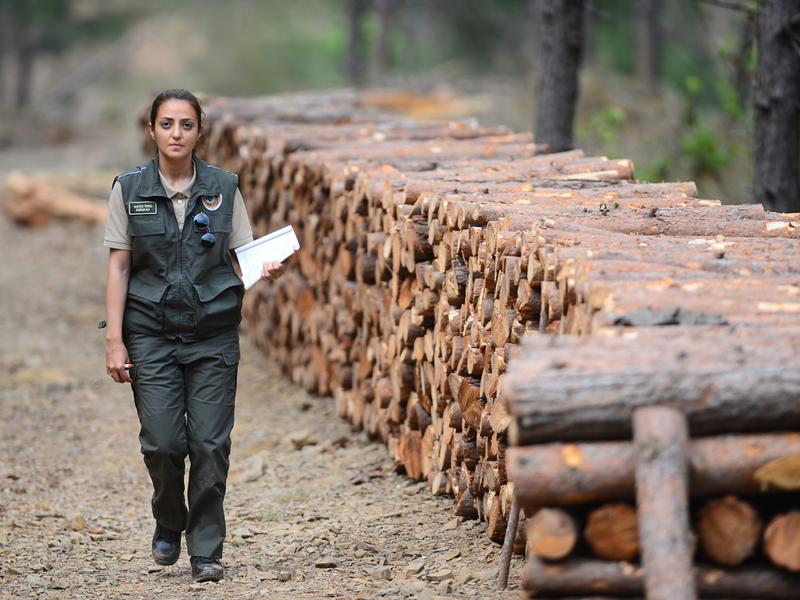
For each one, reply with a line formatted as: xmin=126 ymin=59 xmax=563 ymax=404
xmin=234 ymin=225 xmax=300 ymax=289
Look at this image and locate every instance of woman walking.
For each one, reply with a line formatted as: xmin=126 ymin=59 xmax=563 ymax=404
xmin=103 ymin=89 xmax=283 ymax=582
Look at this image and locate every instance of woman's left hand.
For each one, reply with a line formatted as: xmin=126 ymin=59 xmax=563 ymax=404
xmin=261 ymin=260 xmax=286 ymax=281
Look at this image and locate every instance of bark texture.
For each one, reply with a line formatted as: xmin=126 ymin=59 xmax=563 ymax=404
xmin=534 ymin=0 xmax=586 ymax=151
xmin=753 ymin=0 xmax=800 ymax=211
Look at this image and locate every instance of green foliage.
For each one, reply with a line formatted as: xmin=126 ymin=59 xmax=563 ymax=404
xmin=9 ymin=0 xmax=142 ymax=52
xmin=183 ymin=0 xmax=348 ymax=95
xmin=427 ymin=0 xmax=533 ymax=72
xmin=591 ymin=0 xmax=635 ymax=73
xmin=578 ymin=105 xmax=626 ymax=156
xmin=635 ymin=156 xmax=672 ymax=183
xmin=715 ymin=78 xmax=742 ymax=119
xmin=681 ymin=125 xmax=733 ymax=178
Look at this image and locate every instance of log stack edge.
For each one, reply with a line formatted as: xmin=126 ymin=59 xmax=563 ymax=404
xmin=188 ymin=91 xmax=800 ymax=599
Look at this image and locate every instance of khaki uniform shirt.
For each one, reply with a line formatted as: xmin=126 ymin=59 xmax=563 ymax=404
xmin=104 ymin=167 xmax=253 ymax=250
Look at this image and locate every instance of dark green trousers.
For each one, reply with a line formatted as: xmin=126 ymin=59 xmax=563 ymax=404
xmin=126 ymin=327 xmax=240 ymax=559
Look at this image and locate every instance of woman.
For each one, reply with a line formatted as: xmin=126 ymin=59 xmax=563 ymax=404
xmin=103 ymin=89 xmax=284 ymax=583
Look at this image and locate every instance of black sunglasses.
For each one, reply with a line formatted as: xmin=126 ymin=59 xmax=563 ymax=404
xmin=193 ymin=213 xmax=216 ymax=248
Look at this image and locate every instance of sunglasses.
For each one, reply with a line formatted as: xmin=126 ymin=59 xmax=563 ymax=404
xmin=193 ymin=212 xmax=216 ymax=248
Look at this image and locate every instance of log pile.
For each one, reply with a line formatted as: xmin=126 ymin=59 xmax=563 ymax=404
xmin=498 ymin=154 xmax=800 ymax=595
xmin=187 ymin=91 xmax=800 ymax=598
xmin=4 ymin=171 xmax=108 ymax=226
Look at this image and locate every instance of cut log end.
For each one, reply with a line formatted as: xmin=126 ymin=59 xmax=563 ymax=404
xmin=697 ymin=496 xmax=762 ymax=566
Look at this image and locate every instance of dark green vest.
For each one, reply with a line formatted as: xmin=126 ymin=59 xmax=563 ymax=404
xmin=115 ymin=157 xmax=243 ymax=341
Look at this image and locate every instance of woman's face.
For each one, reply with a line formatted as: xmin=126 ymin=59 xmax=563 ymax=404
xmin=149 ymin=99 xmax=200 ymax=162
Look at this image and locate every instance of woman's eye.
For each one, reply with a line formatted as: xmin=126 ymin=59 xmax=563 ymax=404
xmin=160 ymin=121 xmax=171 ymax=128
xmin=183 ymin=122 xmax=194 ymax=130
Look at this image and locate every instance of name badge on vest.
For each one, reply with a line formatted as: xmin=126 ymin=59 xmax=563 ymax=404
xmin=128 ymin=201 xmax=158 ymax=216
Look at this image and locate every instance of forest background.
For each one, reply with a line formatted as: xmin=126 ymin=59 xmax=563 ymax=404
xmin=0 ymin=0 xmax=774 ymax=206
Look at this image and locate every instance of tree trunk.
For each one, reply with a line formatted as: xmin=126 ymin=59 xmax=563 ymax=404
xmin=534 ymin=0 xmax=586 ymax=152
xmin=0 ymin=0 xmax=11 ymax=109
xmin=733 ymin=13 xmax=756 ymax=115
xmin=635 ymin=0 xmax=660 ymax=90
xmin=346 ymin=0 xmax=369 ymax=86
xmin=15 ymin=45 xmax=33 ymax=111
xmin=753 ymin=0 xmax=800 ymax=212
xmin=375 ymin=0 xmax=398 ymax=74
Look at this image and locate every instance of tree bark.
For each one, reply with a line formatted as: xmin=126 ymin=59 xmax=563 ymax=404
xmin=753 ymin=0 xmax=800 ymax=212
xmin=375 ymin=0 xmax=398 ymax=73
xmin=346 ymin=0 xmax=369 ymax=86
xmin=635 ymin=0 xmax=660 ymax=90
xmin=496 ymin=493 xmax=520 ymax=589
xmin=733 ymin=13 xmax=756 ymax=115
xmin=0 ymin=0 xmax=11 ymax=109
xmin=534 ymin=0 xmax=586 ymax=152
xmin=506 ymin=433 xmax=800 ymax=507
xmin=521 ymin=558 xmax=800 ymax=598
xmin=633 ymin=406 xmax=696 ymax=600
xmin=504 ymin=326 xmax=800 ymax=444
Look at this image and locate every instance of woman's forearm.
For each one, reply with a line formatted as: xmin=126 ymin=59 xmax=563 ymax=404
xmin=106 ymin=249 xmax=131 ymax=342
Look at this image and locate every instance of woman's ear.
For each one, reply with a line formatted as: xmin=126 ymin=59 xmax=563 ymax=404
xmin=148 ymin=123 xmax=155 ymax=140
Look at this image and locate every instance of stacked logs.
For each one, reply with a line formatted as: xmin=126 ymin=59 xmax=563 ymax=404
xmin=501 ymin=179 xmax=800 ymax=593
xmin=187 ymin=92 xmax=800 ymax=597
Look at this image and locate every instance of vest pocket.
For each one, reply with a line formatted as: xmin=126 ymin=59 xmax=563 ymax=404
xmin=127 ymin=215 xmax=165 ymax=236
xmin=125 ymin=278 xmax=169 ymax=333
xmin=209 ymin=211 xmax=233 ymax=233
xmin=192 ymin=271 xmax=244 ymax=332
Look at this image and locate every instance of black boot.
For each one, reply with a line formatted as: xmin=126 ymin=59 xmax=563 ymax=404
xmin=151 ymin=523 xmax=181 ymax=566
xmin=191 ymin=556 xmax=224 ymax=582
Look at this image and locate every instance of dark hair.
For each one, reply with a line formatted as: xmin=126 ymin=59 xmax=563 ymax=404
xmin=149 ymin=88 xmax=204 ymax=131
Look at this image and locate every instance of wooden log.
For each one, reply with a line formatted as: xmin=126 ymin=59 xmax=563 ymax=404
xmin=754 ymin=454 xmax=800 ymax=491
xmin=521 ymin=557 xmax=800 ymax=598
xmin=4 ymin=172 xmax=108 ymax=225
xmin=506 ymin=432 xmax=800 ymax=506
xmin=505 ymin=326 xmax=800 ymax=444
xmin=633 ymin=405 xmax=696 ymax=600
xmin=525 ymin=508 xmax=578 ymax=561
xmin=764 ymin=511 xmax=800 ymax=572
xmin=584 ymin=503 xmax=639 ymax=561
xmin=497 ymin=493 xmax=520 ymax=589
xmin=697 ymin=496 xmax=762 ymax=566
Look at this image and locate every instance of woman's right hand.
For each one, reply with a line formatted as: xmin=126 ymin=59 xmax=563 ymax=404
xmin=106 ymin=338 xmax=132 ymax=384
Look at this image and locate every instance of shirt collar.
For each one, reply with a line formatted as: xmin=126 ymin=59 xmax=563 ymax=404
xmin=158 ymin=164 xmax=196 ymax=199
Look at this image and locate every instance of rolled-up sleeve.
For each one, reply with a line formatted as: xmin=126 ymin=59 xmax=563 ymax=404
xmin=230 ymin=187 xmax=254 ymax=249
xmin=103 ymin=181 xmax=131 ymax=250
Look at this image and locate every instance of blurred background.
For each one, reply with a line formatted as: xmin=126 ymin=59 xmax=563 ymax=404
xmin=0 ymin=0 xmax=764 ymax=204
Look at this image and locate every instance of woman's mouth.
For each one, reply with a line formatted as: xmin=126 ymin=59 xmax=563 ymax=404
xmin=169 ymin=143 xmax=183 ymax=149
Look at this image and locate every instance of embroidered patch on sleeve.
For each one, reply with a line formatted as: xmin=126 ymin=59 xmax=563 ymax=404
xmin=128 ymin=201 xmax=158 ymax=215
xmin=202 ymin=194 xmax=223 ymax=211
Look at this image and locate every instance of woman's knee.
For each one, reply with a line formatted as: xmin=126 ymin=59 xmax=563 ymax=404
xmin=141 ymin=431 xmax=188 ymax=463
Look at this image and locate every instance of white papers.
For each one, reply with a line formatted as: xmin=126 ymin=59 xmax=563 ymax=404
xmin=235 ymin=225 xmax=300 ymax=289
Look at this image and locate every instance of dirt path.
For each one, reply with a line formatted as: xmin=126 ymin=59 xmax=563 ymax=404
xmin=0 ymin=202 xmax=523 ymax=598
